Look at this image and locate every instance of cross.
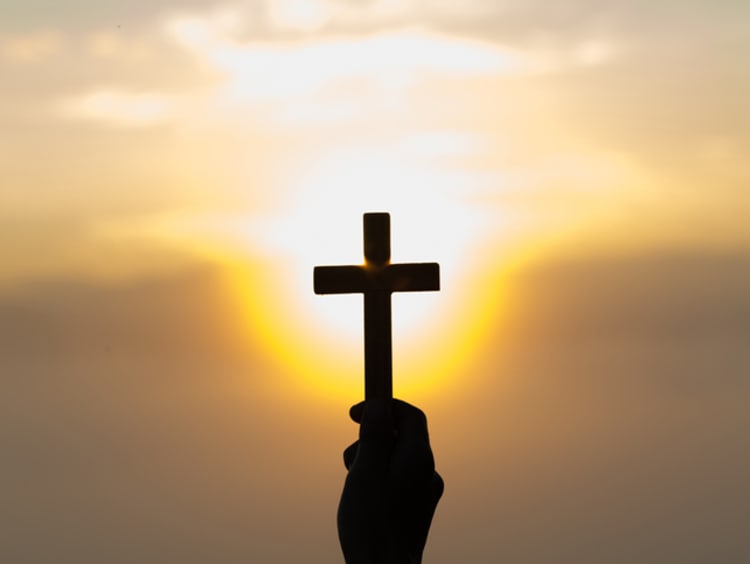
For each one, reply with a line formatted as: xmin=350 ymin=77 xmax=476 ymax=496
xmin=314 ymin=212 xmax=440 ymax=400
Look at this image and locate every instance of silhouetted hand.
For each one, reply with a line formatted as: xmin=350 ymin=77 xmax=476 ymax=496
xmin=338 ymin=399 xmax=444 ymax=564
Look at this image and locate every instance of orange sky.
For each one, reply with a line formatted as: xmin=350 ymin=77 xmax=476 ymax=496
xmin=2 ymin=2 xmax=749 ymax=562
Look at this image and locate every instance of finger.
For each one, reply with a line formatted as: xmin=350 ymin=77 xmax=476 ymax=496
xmin=343 ymin=441 xmax=358 ymax=470
xmin=355 ymin=399 xmax=395 ymax=467
xmin=390 ymin=399 xmax=435 ymax=480
xmin=392 ymin=399 xmax=430 ymax=448
xmin=431 ymin=471 xmax=445 ymax=504
xmin=349 ymin=401 xmax=365 ymax=423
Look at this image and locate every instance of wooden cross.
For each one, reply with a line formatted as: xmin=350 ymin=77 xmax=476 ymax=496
xmin=314 ymin=212 xmax=440 ymax=400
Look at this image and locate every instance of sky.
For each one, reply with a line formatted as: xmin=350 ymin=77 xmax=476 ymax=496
xmin=1 ymin=1 xmax=749 ymax=562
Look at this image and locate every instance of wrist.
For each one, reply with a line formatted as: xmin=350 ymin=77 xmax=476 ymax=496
xmin=343 ymin=552 xmax=419 ymax=564
xmin=341 ymin=541 xmax=421 ymax=564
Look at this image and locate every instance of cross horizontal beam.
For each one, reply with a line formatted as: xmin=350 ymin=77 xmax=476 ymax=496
xmin=314 ymin=263 xmax=440 ymax=294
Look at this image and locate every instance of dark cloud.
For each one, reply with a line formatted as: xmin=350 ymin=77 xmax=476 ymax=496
xmin=429 ymin=247 xmax=750 ymax=563
xmin=0 ymin=265 xmax=344 ymax=563
xmin=506 ymin=249 xmax=750 ymax=349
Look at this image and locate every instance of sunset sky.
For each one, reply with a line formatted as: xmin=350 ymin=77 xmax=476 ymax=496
xmin=2 ymin=1 xmax=749 ymax=562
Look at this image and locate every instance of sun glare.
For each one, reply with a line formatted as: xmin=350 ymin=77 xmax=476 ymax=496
xmin=226 ymin=147 xmax=503 ymax=401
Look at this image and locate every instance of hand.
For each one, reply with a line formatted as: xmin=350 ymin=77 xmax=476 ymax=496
xmin=338 ymin=399 xmax=444 ymax=564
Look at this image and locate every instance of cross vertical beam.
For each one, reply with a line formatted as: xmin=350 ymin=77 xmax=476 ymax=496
xmin=364 ymin=291 xmax=392 ymax=400
xmin=313 ymin=212 xmax=440 ymax=401
xmin=363 ymin=212 xmax=392 ymax=400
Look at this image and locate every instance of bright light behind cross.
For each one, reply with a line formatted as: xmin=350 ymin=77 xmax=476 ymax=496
xmin=269 ymin=149 xmax=485 ymax=339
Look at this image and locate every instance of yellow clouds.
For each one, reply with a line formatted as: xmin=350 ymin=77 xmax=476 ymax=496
xmin=165 ymin=18 xmax=524 ymax=114
xmin=572 ymin=39 xmax=618 ymax=67
xmin=266 ymin=0 xmax=438 ymax=33
xmin=268 ymin=0 xmax=332 ymax=32
xmin=85 ymin=30 xmax=157 ymax=62
xmin=59 ymin=38 xmax=179 ymax=129
xmin=60 ymin=89 xmax=176 ymax=127
xmin=0 ymin=31 xmax=64 ymax=63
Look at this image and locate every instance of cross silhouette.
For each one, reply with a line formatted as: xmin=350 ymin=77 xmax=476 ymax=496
xmin=314 ymin=213 xmax=440 ymax=400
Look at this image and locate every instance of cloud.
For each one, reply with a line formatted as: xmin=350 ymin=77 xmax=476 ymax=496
xmin=267 ymin=0 xmax=332 ymax=32
xmin=163 ymin=12 xmax=531 ymax=127
xmin=0 ymin=265 xmax=344 ymax=563
xmin=430 ymin=247 xmax=750 ymax=563
xmin=59 ymin=88 xmax=177 ymax=127
xmin=0 ymin=30 xmax=64 ymax=63
xmin=166 ymin=18 xmax=526 ymax=101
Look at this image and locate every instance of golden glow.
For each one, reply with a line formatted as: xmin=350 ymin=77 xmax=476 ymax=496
xmin=222 ymin=148 xmax=503 ymax=401
xmin=89 ymin=138 xmax=514 ymax=402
